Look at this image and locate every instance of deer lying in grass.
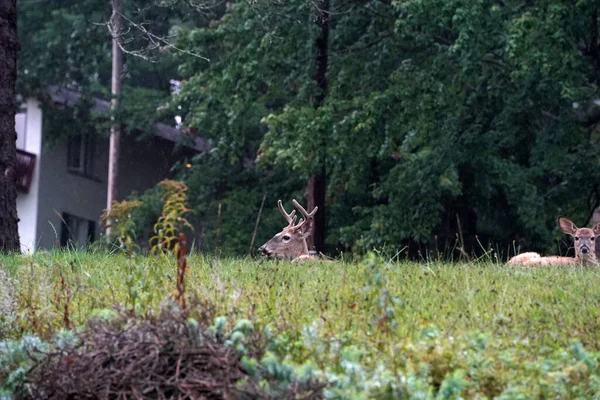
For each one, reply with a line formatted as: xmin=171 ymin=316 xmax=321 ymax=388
xmin=258 ymin=199 xmax=318 ymax=262
xmin=508 ymin=216 xmax=600 ymax=266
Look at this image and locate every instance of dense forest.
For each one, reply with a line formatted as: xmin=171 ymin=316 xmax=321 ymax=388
xmin=17 ymin=0 xmax=600 ymax=258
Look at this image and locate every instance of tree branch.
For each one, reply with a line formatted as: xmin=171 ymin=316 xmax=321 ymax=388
xmin=103 ymin=11 xmax=210 ymax=62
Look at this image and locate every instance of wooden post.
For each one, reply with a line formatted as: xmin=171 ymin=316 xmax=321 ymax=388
xmin=106 ymin=0 xmax=123 ymax=236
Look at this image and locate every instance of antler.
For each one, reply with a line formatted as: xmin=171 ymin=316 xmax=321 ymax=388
xmin=292 ymin=199 xmax=318 ymax=220
xmin=291 ymin=199 xmax=318 ymax=230
xmin=278 ymin=200 xmax=297 ymax=226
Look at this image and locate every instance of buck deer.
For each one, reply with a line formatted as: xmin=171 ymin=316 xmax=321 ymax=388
xmin=508 ymin=216 xmax=600 ymax=266
xmin=258 ymin=199 xmax=318 ymax=262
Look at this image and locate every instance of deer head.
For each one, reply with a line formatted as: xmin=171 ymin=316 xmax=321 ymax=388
xmin=558 ymin=216 xmax=600 ymax=264
xmin=258 ymin=199 xmax=318 ymax=260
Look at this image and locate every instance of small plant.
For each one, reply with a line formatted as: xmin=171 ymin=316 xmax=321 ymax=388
xmin=150 ymin=180 xmax=193 ymax=255
xmin=0 ymin=334 xmax=47 ymax=397
xmin=172 ymin=233 xmax=188 ymax=309
xmin=100 ymin=199 xmax=143 ymax=255
xmin=51 ymin=266 xmax=72 ymax=330
xmin=123 ymin=260 xmax=155 ymax=315
xmin=361 ymin=252 xmax=404 ymax=334
xmin=14 ymin=263 xmax=53 ymax=338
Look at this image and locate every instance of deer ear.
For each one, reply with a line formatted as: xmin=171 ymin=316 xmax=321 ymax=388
xmin=558 ymin=216 xmax=577 ymax=236
xmin=296 ymin=218 xmax=314 ymax=239
xmin=593 ymin=221 xmax=600 ymax=236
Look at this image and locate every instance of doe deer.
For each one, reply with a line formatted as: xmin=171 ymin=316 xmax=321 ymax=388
xmin=508 ymin=216 xmax=600 ymax=266
xmin=258 ymin=199 xmax=318 ymax=262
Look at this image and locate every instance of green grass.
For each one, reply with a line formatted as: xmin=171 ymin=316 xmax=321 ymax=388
xmin=3 ymin=251 xmax=600 ymax=348
xmin=3 ymin=250 xmax=600 ymax=397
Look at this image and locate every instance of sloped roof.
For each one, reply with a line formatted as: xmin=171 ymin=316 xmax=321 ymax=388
xmin=49 ymin=87 xmax=210 ymax=153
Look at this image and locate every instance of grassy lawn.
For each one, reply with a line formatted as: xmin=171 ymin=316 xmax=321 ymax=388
xmin=2 ymin=251 xmax=600 ymax=397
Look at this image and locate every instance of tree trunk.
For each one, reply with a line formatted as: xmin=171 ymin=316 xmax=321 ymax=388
xmin=106 ymin=0 xmax=123 ymax=236
xmin=0 ymin=0 xmax=21 ymax=253
xmin=439 ymin=166 xmax=477 ymax=258
xmin=307 ymin=172 xmax=327 ymax=252
xmin=306 ymin=0 xmax=330 ymax=252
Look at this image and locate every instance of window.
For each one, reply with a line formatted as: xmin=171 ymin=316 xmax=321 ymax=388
xmin=60 ymin=212 xmax=96 ymax=248
xmin=67 ymin=133 xmax=95 ymax=176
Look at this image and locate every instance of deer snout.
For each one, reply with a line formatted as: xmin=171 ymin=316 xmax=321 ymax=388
xmin=258 ymin=245 xmax=271 ymax=256
xmin=581 ymin=246 xmax=590 ymax=254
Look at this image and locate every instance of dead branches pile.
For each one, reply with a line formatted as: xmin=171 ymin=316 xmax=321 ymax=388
xmin=20 ymin=310 xmax=323 ymax=400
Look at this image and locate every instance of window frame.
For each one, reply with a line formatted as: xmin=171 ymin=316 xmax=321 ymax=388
xmin=67 ymin=133 xmax=97 ymax=179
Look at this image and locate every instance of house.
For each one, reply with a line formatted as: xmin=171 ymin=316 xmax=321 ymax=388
xmin=15 ymin=88 xmax=207 ymax=253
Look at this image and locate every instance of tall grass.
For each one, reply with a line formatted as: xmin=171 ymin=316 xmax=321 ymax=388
xmin=2 ymin=251 xmax=600 ymax=348
xmin=2 ymin=251 xmax=600 ymax=397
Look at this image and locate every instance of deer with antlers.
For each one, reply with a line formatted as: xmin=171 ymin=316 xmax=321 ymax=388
xmin=508 ymin=216 xmax=600 ymax=266
xmin=258 ymin=199 xmax=318 ymax=262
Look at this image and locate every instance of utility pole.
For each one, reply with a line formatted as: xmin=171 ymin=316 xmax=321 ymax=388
xmin=106 ymin=0 xmax=123 ymax=236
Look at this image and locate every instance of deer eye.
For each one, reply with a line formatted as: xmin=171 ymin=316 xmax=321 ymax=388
xmin=592 ymin=237 xmax=596 ymax=241
xmin=575 ymin=236 xmax=580 ymax=241
xmin=282 ymin=235 xmax=291 ymax=242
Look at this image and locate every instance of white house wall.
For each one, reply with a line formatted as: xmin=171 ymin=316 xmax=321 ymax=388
xmin=15 ymin=99 xmax=43 ymax=254
xmin=35 ymin=127 xmax=109 ymax=250
xmin=35 ymin=124 xmax=192 ymax=250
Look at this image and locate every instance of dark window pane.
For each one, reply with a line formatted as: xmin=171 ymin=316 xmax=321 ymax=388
xmin=60 ymin=212 xmax=97 ymax=247
xmin=67 ymin=134 xmax=83 ymax=171
xmin=60 ymin=213 xmax=73 ymax=247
